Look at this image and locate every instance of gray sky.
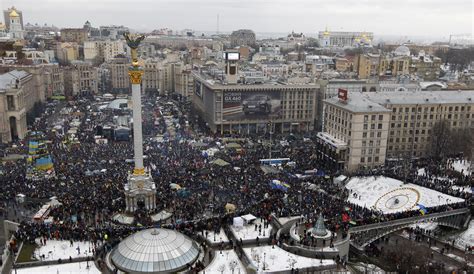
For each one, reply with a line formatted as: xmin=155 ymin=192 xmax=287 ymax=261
xmin=1 ymin=0 xmax=472 ymax=39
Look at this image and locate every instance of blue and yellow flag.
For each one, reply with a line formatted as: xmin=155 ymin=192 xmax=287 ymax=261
xmin=418 ymin=204 xmax=428 ymax=215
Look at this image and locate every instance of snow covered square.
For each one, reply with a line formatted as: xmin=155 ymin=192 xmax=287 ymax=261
xmin=16 ymin=261 xmax=101 ymax=274
xmin=243 ymin=245 xmax=335 ymax=272
xmin=34 ymin=239 xmax=94 ymax=261
xmin=200 ymin=249 xmax=245 ymax=273
xmin=345 ymin=176 xmax=465 ymax=214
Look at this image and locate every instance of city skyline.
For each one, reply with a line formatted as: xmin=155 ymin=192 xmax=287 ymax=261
xmin=1 ymin=0 xmax=472 ymax=40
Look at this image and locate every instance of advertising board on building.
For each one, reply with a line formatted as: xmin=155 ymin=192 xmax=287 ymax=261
xmin=222 ymin=90 xmax=281 ymax=120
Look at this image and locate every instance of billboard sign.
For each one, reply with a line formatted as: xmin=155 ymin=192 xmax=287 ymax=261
xmin=223 ymin=91 xmax=281 ymax=120
xmin=223 ymin=52 xmax=240 ymax=61
xmin=338 ymin=88 xmax=348 ymax=101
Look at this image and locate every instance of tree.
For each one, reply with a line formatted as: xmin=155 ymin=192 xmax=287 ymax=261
xmin=428 ymin=120 xmax=452 ymax=159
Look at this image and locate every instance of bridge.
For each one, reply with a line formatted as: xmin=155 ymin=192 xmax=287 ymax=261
xmin=349 ymin=207 xmax=471 ymax=250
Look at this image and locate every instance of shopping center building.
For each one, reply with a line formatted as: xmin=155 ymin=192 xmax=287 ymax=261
xmin=192 ymin=53 xmax=320 ymax=134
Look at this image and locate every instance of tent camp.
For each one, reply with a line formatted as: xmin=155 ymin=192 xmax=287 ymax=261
xmin=211 ymin=158 xmax=230 ymax=167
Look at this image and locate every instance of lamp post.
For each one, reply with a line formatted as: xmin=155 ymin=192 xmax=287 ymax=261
xmin=267 ymin=121 xmax=273 ymax=160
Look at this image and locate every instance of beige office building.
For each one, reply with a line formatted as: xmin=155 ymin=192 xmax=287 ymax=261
xmin=318 ymin=90 xmax=474 ymax=172
xmin=317 ymin=93 xmax=391 ymax=172
xmin=362 ymin=91 xmax=474 ymax=159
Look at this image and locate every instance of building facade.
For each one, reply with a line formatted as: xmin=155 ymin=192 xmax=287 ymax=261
xmin=193 ymin=72 xmax=319 ymax=134
xmin=230 ymin=29 xmax=256 ymax=47
xmin=0 ymin=70 xmax=35 ymax=142
xmin=318 ymin=30 xmax=373 ymax=48
xmin=60 ymin=28 xmax=88 ymax=43
xmin=108 ymin=55 xmax=129 ymax=94
xmin=317 ymin=93 xmax=391 ymax=172
xmin=318 ymin=90 xmax=474 ymax=172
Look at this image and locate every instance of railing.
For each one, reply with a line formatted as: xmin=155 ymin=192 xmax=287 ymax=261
xmin=349 ymin=207 xmax=470 ymax=233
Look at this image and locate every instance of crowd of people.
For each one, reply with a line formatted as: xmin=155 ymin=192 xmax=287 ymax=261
xmin=0 ymin=93 xmax=472 ymax=268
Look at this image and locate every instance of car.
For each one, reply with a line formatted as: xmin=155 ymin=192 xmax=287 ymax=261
xmin=242 ymin=95 xmax=272 ymax=115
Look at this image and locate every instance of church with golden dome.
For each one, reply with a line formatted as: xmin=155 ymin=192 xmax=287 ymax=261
xmin=2 ymin=6 xmax=24 ymax=40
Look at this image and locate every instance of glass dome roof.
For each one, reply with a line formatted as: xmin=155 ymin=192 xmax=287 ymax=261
xmin=111 ymin=228 xmax=200 ymax=273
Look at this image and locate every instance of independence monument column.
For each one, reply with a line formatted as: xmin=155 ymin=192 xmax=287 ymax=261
xmin=123 ymin=33 xmax=156 ymax=212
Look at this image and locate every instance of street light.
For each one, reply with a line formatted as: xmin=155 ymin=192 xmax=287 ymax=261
xmin=267 ymin=121 xmax=273 ymax=160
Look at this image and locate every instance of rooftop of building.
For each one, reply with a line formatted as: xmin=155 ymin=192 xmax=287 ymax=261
xmin=0 ymin=69 xmax=31 ymax=91
xmin=364 ymin=90 xmax=474 ymax=105
xmin=193 ymin=70 xmax=319 ymax=90
xmin=324 ymin=92 xmax=391 ymax=113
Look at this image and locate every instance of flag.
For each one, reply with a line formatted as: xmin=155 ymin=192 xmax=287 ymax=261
xmin=270 ymin=180 xmax=289 ymax=192
xmin=342 ymin=213 xmax=350 ymax=222
xmin=418 ymin=204 xmax=428 ymax=215
xmin=36 ymin=155 xmax=53 ymax=170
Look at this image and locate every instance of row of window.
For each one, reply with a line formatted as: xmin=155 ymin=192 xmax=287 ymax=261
xmin=360 ymin=156 xmax=380 ymax=163
xmin=392 ymin=106 xmax=472 ymax=113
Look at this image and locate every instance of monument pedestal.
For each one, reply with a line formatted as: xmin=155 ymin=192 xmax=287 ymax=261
xmin=124 ymin=173 xmax=156 ymax=212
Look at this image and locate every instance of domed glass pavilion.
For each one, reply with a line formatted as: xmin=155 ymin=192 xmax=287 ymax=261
xmin=110 ymin=228 xmax=200 ymax=273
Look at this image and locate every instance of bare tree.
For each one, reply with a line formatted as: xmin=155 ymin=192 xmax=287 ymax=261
xmin=428 ymin=120 xmax=452 ymax=159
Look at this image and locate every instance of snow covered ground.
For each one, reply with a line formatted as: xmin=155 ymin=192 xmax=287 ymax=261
xmin=203 ymin=228 xmax=229 ymax=244
xmin=452 ymin=220 xmax=474 ymax=249
xmin=345 ymin=176 xmax=464 ymax=214
xmin=409 ymin=221 xmax=438 ymax=231
xmin=34 ymin=239 xmax=94 ymax=261
xmin=278 ymin=216 xmax=303 ymax=226
xmin=150 ymin=210 xmax=172 ymax=222
xmin=451 ymin=160 xmax=472 ymax=176
xmin=200 ymin=249 xmax=245 ymax=274
xmin=230 ymin=219 xmax=272 ymax=242
xmin=112 ymin=213 xmax=134 ymax=224
xmin=17 ymin=261 xmax=100 ymax=274
xmin=243 ymin=245 xmax=335 ymax=273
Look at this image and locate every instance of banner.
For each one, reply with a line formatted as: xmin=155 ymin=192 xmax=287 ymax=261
xmin=223 ymin=90 xmax=281 ymax=121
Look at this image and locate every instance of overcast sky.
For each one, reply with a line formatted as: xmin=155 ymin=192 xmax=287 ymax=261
xmin=1 ymin=0 xmax=472 ymax=39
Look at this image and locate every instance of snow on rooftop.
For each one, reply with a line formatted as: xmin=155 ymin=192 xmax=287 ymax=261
xmin=325 ymin=92 xmax=390 ymax=113
xmin=317 ymin=132 xmax=347 ymax=148
xmin=243 ymin=245 xmax=335 ymax=272
xmin=345 ymin=176 xmax=464 ymax=214
xmin=365 ymin=90 xmax=474 ymax=105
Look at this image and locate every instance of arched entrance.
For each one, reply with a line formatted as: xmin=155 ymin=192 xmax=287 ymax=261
xmin=136 ymin=196 xmax=146 ymax=210
xmin=9 ymin=116 xmax=18 ymax=141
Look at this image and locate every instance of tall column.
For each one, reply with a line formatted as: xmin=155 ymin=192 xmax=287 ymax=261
xmin=130 ymin=73 xmax=144 ymax=174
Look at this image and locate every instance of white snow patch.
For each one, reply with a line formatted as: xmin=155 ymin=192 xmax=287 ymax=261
xmin=453 ymin=220 xmax=474 ymax=249
xmin=243 ymin=245 xmax=335 ymax=273
xmin=203 ymin=229 xmax=229 ymax=244
xmin=16 ymin=261 xmax=101 ymax=274
xmin=345 ymin=176 xmax=464 ymax=214
xmin=450 ymin=160 xmax=472 ymax=176
xmin=34 ymin=239 xmax=94 ymax=261
xmin=199 ymin=249 xmax=245 ymax=274
xmin=409 ymin=221 xmax=438 ymax=231
xmin=451 ymin=185 xmax=473 ymax=194
xmin=230 ymin=219 xmax=272 ymax=241
xmin=278 ymin=216 xmax=303 ymax=226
